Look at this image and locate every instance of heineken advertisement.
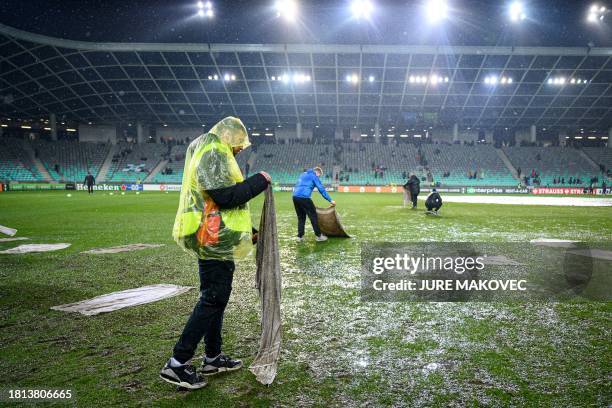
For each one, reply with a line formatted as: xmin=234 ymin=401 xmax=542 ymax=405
xmin=9 ymin=183 xmax=65 ymax=191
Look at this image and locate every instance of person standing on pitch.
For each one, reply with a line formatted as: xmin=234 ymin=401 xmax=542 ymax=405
xmin=292 ymin=166 xmax=335 ymax=242
xmin=404 ymin=173 xmax=420 ymax=209
xmin=84 ymin=171 xmax=95 ymax=194
xmin=161 ymin=116 xmax=271 ymax=390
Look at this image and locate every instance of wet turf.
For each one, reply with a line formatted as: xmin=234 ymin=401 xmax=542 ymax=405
xmin=0 ymin=191 xmax=610 ymax=406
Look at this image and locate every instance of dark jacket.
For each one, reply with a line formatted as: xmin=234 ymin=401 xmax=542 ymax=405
xmin=206 ymin=173 xmax=269 ymax=210
xmin=425 ymin=192 xmax=442 ymax=209
xmin=84 ymin=174 xmax=95 ymax=186
xmin=405 ymin=175 xmax=420 ymax=194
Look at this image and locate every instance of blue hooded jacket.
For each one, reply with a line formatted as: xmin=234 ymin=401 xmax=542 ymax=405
xmin=293 ymin=169 xmax=333 ymax=202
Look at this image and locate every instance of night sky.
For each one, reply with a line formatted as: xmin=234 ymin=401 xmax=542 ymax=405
xmin=0 ymin=0 xmax=610 ymax=47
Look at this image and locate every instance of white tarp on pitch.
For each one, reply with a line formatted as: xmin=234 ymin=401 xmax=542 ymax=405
xmin=0 ymin=237 xmax=29 ymax=242
xmin=0 ymin=243 xmax=71 ymax=254
xmin=0 ymin=225 xmax=17 ymax=236
xmin=81 ymin=243 xmax=164 ymax=254
xmin=530 ymin=238 xmax=578 ymax=248
xmin=51 ymin=284 xmax=193 ymax=316
xmin=420 ymin=195 xmax=612 ymax=207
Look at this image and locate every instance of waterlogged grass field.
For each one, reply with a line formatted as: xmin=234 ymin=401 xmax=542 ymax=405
xmin=1 ymin=190 xmax=610 ymax=407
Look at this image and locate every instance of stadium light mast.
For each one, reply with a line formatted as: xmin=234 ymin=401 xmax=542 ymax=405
xmin=197 ymin=1 xmax=214 ymax=18
xmin=508 ymin=1 xmax=526 ymax=22
xmin=587 ymin=3 xmax=608 ymax=23
xmin=275 ymin=0 xmax=298 ymax=22
xmin=424 ymin=0 xmax=448 ymax=23
xmin=351 ymin=0 xmax=374 ymax=19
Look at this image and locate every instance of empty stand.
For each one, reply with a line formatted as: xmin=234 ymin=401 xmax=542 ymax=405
xmin=503 ymin=146 xmax=599 ymax=186
xmin=31 ymin=140 xmax=110 ymax=182
xmin=0 ymin=138 xmax=43 ymax=181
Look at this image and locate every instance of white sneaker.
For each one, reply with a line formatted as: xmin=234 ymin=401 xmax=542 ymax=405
xmin=315 ymin=235 xmax=328 ymax=242
xmin=296 ymin=236 xmax=303 ymax=242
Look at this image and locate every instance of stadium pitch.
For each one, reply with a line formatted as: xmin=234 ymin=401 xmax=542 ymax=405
xmin=1 ymin=191 xmax=610 ymax=406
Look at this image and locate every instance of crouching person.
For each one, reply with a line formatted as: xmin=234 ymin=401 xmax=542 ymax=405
xmin=160 ymin=117 xmax=271 ymax=389
xmin=425 ymin=188 xmax=443 ymax=215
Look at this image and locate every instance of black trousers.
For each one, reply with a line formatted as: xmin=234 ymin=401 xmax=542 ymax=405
xmin=87 ymin=184 xmax=93 ymax=194
xmin=411 ymin=192 xmax=419 ymax=208
xmin=426 ymin=201 xmax=442 ymax=211
xmin=292 ymin=196 xmax=321 ymax=237
xmin=173 ymin=259 xmax=234 ymax=363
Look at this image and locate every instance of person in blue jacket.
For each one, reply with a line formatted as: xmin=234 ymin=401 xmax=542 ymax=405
xmin=292 ymin=166 xmax=336 ymax=241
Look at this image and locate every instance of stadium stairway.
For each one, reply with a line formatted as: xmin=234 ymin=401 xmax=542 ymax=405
xmin=496 ymin=148 xmax=520 ymax=180
xmin=22 ymin=142 xmax=53 ymax=182
xmin=144 ymin=159 xmax=169 ymax=183
xmin=96 ymin=145 xmax=117 ymax=182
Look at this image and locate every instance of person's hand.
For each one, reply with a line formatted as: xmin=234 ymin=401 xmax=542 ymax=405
xmin=260 ymin=171 xmax=272 ymax=183
xmin=330 ymin=200 xmax=336 ymax=207
xmin=252 ymin=232 xmax=258 ymax=245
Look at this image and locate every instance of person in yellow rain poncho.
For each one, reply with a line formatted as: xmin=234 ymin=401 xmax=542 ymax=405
xmin=160 ymin=117 xmax=271 ymax=390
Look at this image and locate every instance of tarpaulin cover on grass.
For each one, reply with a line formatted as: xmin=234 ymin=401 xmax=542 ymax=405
xmin=0 ymin=237 xmax=28 ymax=242
xmin=316 ymin=206 xmax=351 ymax=238
xmin=51 ymin=284 xmax=193 ymax=316
xmin=250 ymin=186 xmax=282 ymax=385
xmin=0 ymin=225 xmax=17 ymax=236
xmin=0 ymin=243 xmax=70 ymax=254
xmin=81 ymin=243 xmax=164 ymax=254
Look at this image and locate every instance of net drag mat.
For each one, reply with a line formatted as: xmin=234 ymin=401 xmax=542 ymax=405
xmin=250 ymin=187 xmax=282 ymax=385
xmin=316 ymin=206 xmax=351 ymax=238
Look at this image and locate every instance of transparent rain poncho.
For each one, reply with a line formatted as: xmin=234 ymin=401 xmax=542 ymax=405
xmin=172 ymin=117 xmax=253 ymax=260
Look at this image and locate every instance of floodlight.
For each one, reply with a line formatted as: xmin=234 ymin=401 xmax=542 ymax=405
xmin=224 ymin=73 xmax=230 ymax=81
xmin=425 ymin=0 xmax=448 ymax=23
xmin=275 ymin=0 xmax=298 ymax=21
xmin=587 ymin=3 xmax=607 ymax=23
xmin=351 ymin=0 xmax=373 ymax=19
xmin=509 ymin=1 xmax=526 ymax=22
xmin=197 ymin=1 xmax=213 ymax=18
xmin=409 ymin=76 xmax=415 ymax=83
xmin=368 ymin=75 xmax=375 ymax=82
xmin=507 ymin=77 xmax=513 ymax=84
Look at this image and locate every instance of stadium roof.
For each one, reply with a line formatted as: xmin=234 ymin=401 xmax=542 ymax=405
xmin=1 ymin=22 xmax=612 ymax=130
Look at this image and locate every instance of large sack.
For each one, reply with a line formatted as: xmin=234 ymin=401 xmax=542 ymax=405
xmin=403 ymin=188 xmax=412 ymax=208
xmin=316 ymin=206 xmax=351 ymax=238
xmin=250 ymin=186 xmax=282 ymax=385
